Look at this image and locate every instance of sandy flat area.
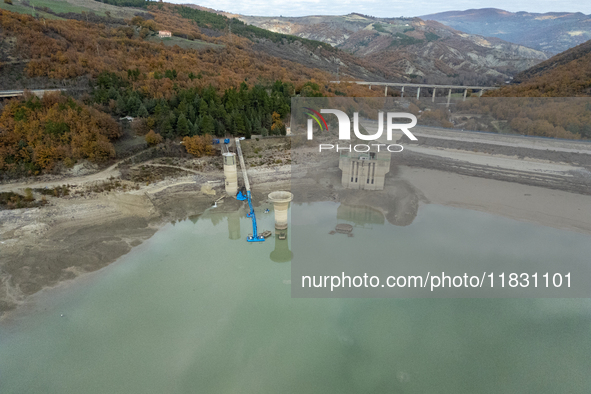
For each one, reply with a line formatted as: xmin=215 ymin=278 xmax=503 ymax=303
xmin=411 ymin=126 xmax=591 ymax=154
xmin=0 ymin=157 xmax=294 ymax=317
xmin=400 ymin=166 xmax=591 ymax=235
xmin=405 ymin=146 xmax=585 ymax=176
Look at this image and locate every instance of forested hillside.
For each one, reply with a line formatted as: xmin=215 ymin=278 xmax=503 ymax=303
xmin=488 ymin=39 xmax=591 ymax=97
xmin=0 ymin=5 xmax=379 ymax=178
xmin=0 ymin=7 xmax=332 ymax=90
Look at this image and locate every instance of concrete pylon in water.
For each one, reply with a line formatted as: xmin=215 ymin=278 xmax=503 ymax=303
xmin=223 ymin=153 xmax=238 ymax=196
xmin=268 ymin=191 xmax=293 ymax=230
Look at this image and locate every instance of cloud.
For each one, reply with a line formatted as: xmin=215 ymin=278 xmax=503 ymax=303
xmin=168 ymin=0 xmax=591 ymax=17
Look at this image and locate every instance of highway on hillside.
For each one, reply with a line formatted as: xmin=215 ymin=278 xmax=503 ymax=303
xmin=0 ymin=89 xmax=66 ymax=98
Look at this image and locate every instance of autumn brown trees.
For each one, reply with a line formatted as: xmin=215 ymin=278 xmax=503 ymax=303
xmin=488 ymin=40 xmax=591 ymax=98
xmin=182 ymin=135 xmax=213 ymax=157
xmin=0 ymin=94 xmax=120 ymax=176
xmin=0 ymin=8 xmax=384 ymax=98
xmin=457 ymin=99 xmax=589 ymax=139
xmin=145 ymin=130 xmax=163 ymax=145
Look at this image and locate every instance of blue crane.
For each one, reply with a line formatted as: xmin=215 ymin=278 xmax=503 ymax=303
xmin=235 ymin=139 xmax=265 ymax=243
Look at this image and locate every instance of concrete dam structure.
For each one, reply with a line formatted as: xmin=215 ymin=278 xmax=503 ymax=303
xmin=339 ymin=151 xmax=391 ymax=190
xmin=268 ymin=191 xmax=293 ymax=230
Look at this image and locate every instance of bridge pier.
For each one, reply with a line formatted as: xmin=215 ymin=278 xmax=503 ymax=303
xmin=268 ymin=191 xmax=293 ymax=230
xmin=401 ymin=86 xmax=404 ymax=98
xmin=446 ymin=89 xmax=452 ymax=107
xmin=479 ymin=90 xmax=484 ymax=97
xmin=223 ymin=152 xmax=238 ymax=196
xmin=384 ymin=86 xmax=388 ymax=97
xmin=463 ymin=89 xmax=468 ymax=101
xmin=416 ymin=87 xmax=420 ymax=99
xmin=369 ymin=85 xmax=372 ymax=90
xmin=432 ymin=88 xmax=436 ymax=102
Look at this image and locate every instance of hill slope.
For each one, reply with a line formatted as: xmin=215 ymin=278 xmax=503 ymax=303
xmin=421 ymin=8 xmax=591 ymax=55
xmin=0 ymin=5 xmax=387 ymax=177
xmin=174 ymin=6 xmax=396 ymax=82
xmin=237 ymin=13 xmax=548 ymax=85
xmin=487 ymin=39 xmax=591 ymax=96
xmin=0 ymin=1 xmax=397 ymax=83
xmin=0 ymin=0 xmax=140 ymax=19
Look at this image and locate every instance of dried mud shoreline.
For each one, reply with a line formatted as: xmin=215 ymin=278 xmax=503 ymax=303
xmin=0 ymin=160 xmax=296 ymax=317
xmin=2 ymin=131 xmax=591 ymax=318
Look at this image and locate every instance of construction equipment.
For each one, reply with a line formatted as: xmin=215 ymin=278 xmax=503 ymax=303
xmin=235 ymin=138 xmax=265 ymax=243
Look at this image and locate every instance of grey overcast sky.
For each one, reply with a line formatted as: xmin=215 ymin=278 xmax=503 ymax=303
xmin=169 ymin=0 xmax=591 ymax=17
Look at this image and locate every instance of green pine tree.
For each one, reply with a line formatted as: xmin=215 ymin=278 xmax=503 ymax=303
xmin=177 ymin=113 xmax=190 ymax=136
xmin=137 ymin=104 xmax=149 ymax=118
xmin=191 ymin=119 xmax=200 ymax=136
xmin=198 ymin=100 xmax=209 ymax=117
xmin=234 ymin=113 xmax=246 ymax=136
xmin=245 ymin=116 xmax=252 ymax=136
xmin=153 ymin=103 xmax=162 ymax=118
xmin=188 ymin=104 xmax=196 ymax=123
xmin=160 ymin=118 xmax=174 ymax=139
xmin=127 ymin=96 xmax=142 ymax=116
xmin=199 ymin=115 xmax=215 ymax=135
xmin=116 ymin=96 xmax=127 ymax=115
xmin=108 ymin=87 xmax=119 ymax=101
xmin=215 ymin=120 xmax=225 ymax=137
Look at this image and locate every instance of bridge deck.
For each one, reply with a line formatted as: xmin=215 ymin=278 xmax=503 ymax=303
xmin=330 ymin=81 xmax=498 ymax=90
xmin=0 ymin=89 xmax=65 ymax=98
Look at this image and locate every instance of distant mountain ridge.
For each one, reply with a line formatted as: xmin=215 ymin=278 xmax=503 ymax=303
xmin=421 ymin=8 xmax=591 ymax=54
xmin=235 ymin=13 xmax=548 ymax=85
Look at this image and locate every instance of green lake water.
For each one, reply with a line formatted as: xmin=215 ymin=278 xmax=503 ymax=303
xmin=0 ymin=203 xmax=590 ymax=393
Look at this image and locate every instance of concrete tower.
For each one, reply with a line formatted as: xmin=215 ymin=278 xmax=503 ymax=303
xmin=223 ymin=152 xmax=238 ymax=196
xmin=268 ymin=191 xmax=293 ymax=230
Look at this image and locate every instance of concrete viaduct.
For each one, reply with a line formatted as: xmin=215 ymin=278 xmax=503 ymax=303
xmin=0 ymin=89 xmax=66 ymax=99
xmin=331 ymin=81 xmax=499 ymax=106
